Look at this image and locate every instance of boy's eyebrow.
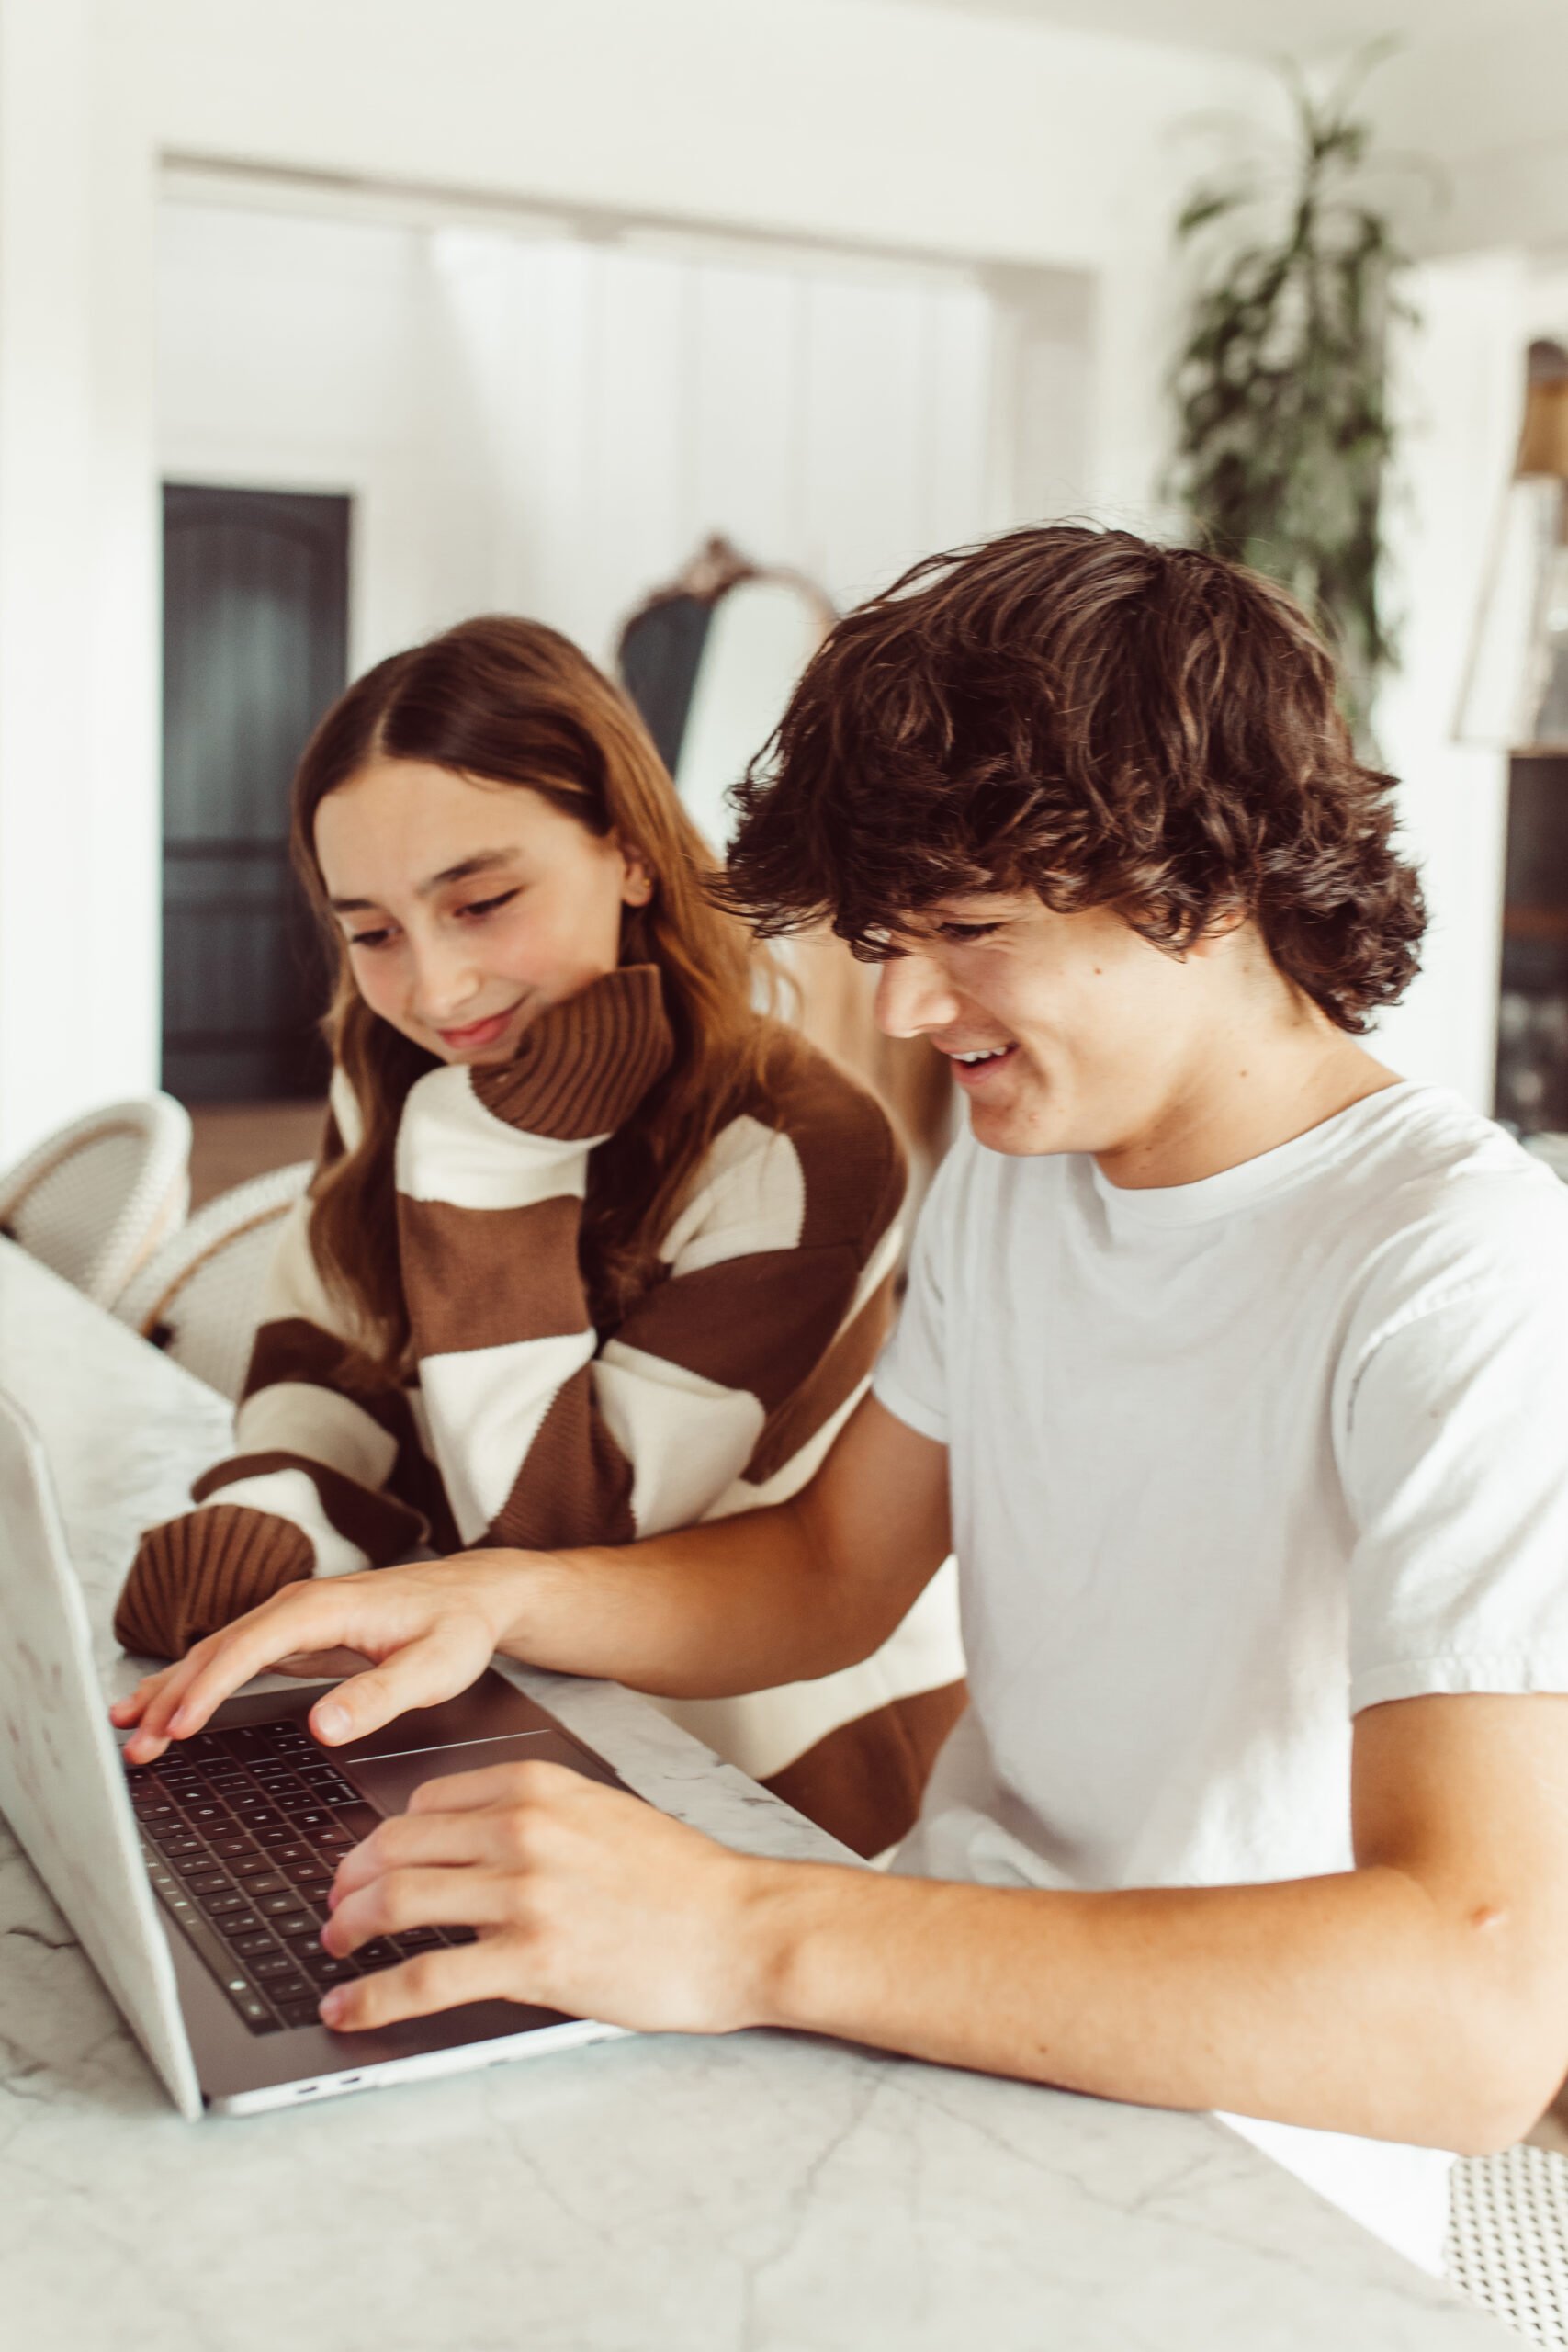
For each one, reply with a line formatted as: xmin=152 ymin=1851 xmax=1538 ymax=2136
xmin=327 ymin=849 xmax=519 ymax=915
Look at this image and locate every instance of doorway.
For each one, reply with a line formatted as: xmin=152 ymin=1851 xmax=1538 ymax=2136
xmin=160 ymin=482 xmax=349 ymax=1102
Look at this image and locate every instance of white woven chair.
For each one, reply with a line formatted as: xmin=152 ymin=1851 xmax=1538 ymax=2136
xmin=113 ymin=1159 xmax=311 ymax=1401
xmin=1449 ymin=2144 xmax=1568 ymax=2346
xmin=0 ymin=1094 xmax=192 ymax=1308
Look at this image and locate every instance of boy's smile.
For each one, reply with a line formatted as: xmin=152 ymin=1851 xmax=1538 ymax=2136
xmin=874 ymin=889 xmax=1389 ymax=1187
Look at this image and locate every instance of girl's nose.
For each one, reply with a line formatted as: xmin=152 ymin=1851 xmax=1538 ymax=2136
xmin=409 ymin=935 xmax=482 ymax=1027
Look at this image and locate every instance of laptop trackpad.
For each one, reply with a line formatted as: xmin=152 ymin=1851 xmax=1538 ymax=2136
xmin=348 ymin=1729 xmax=618 ymax=1820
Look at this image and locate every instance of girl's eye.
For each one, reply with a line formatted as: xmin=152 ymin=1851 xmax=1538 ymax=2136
xmin=457 ymin=890 xmax=519 ymax=922
xmin=346 ymin=927 xmax=394 ymax=951
xmin=937 ymin=921 xmax=1000 ymax=944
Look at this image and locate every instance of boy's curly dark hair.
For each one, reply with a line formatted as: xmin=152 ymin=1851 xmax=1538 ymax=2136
xmin=722 ymin=524 xmax=1425 ymax=1033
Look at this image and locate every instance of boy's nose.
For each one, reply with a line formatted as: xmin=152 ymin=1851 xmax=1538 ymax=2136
xmin=874 ymin=951 xmax=962 ymax=1039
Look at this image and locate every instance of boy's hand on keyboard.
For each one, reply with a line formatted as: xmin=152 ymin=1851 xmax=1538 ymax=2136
xmin=110 ymin=1555 xmax=530 ymax=1764
xmin=317 ymin=1758 xmax=777 ymax=2038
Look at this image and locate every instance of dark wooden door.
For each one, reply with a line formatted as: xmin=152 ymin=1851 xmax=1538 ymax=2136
xmin=161 ymin=483 xmax=350 ymax=1102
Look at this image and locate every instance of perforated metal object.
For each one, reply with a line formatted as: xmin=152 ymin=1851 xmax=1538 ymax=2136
xmin=1448 ymin=2145 xmax=1568 ymax=2346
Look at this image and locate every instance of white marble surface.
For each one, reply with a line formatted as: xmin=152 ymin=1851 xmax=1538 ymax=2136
xmin=0 ymin=1239 xmax=1508 ymax=2349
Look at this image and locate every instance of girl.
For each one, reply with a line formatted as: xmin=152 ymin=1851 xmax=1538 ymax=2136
xmin=116 ymin=616 xmax=964 ymax=1856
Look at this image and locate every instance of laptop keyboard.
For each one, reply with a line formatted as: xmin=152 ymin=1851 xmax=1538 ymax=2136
xmin=125 ymin=1717 xmax=477 ymax=2035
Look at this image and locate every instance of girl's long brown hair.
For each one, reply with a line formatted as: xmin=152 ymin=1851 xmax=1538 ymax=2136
xmin=291 ymin=615 xmax=776 ymax=1372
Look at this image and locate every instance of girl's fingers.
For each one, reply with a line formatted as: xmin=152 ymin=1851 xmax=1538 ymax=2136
xmin=320 ymin=1936 xmax=509 ymax=2034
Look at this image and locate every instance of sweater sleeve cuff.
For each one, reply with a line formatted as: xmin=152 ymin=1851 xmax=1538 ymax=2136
xmin=472 ymin=964 xmax=674 ymax=1140
xmin=113 ymin=1505 xmax=315 ymax=1660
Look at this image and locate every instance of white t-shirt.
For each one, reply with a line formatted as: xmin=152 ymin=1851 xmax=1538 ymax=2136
xmin=874 ymin=1080 xmax=1568 ymax=2274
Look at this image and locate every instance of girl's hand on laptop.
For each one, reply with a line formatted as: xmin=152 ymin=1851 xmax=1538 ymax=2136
xmin=317 ymin=1758 xmax=778 ymax=2037
xmin=110 ymin=1555 xmax=528 ymax=1764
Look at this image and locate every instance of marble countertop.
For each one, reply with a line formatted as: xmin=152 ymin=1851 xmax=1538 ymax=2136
xmin=0 ymin=1239 xmax=1507 ymax=2349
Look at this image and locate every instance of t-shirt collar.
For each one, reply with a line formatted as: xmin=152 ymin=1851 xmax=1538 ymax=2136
xmin=1087 ymin=1080 xmax=1423 ymax=1230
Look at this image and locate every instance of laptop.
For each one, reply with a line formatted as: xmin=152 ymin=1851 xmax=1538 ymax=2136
xmin=0 ymin=1385 xmax=632 ymax=2117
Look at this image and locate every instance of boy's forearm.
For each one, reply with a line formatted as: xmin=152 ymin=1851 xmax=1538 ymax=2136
xmin=732 ymin=1858 xmax=1545 ymax=2154
xmin=491 ymin=1502 xmax=881 ymax=1698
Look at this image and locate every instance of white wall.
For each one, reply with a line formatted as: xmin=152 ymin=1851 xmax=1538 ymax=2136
xmin=158 ymin=199 xmax=1042 ymax=669
xmin=157 ymin=205 xmax=492 ymax=676
xmin=1371 ymin=254 xmax=1530 ymax=1112
xmin=0 ymin=0 xmax=160 ymax=1159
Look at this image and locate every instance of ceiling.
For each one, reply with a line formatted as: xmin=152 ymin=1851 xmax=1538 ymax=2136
xmin=864 ymin=0 xmax=1536 ymax=62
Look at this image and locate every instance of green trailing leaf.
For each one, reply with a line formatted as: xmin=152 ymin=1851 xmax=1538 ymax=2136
xmin=1167 ymin=51 xmax=1427 ymax=735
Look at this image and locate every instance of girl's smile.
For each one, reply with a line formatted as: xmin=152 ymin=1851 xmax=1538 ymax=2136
xmin=313 ymin=758 xmax=651 ymax=1068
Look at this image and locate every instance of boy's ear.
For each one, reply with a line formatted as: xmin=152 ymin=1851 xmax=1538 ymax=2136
xmin=1187 ymin=904 xmax=1250 ymax=958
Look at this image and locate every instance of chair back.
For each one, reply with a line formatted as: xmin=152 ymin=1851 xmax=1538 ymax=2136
xmin=0 ymin=1096 xmax=192 ymax=1307
xmin=114 ymin=1159 xmax=311 ymax=1400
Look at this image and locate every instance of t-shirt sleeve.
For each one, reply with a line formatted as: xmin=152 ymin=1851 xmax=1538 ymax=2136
xmin=872 ymin=1134 xmax=964 ymax=1446
xmin=1341 ymin=1219 xmax=1568 ymax=1713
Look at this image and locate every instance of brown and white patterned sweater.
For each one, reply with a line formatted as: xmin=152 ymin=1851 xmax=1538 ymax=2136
xmin=116 ymin=966 xmax=964 ymax=1856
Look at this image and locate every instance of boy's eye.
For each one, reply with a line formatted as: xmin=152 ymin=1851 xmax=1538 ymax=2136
xmin=936 ymin=921 xmax=1000 ymax=944
xmin=457 ymin=889 xmax=519 ymax=921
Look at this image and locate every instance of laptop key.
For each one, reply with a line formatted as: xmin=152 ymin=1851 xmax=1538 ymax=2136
xmin=279 ymin=1997 xmax=327 ymax=2030
xmin=253 ymin=1952 xmax=307 ymax=1984
xmin=231 ymin=1851 xmax=275 ymax=1878
xmin=149 ymin=1820 xmax=199 ymax=1851
xmin=273 ymin=1911 xmax=316 ymax=1939
xmin=186 ymin=1871 xmax=230 ymax=1896
xmin=145 ymin=1878 xmax=285 ymax=2035
xmin=201 ymin=1891 xmax=249 ymax=1917
xmin=232 ymin=1930 xmax=281 ymax=1960
xmin=257 ymin=1893 xmax=299 ymax=1917
xmin=172 ymin=1849 xmax=223 ymax=1877
xmin=300 ymin=1953 xmax=360 ymax=1984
